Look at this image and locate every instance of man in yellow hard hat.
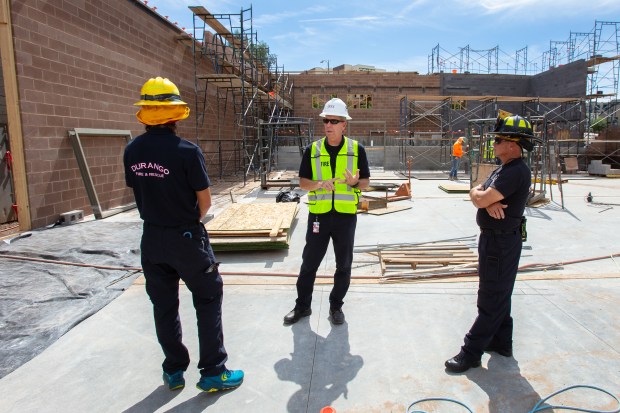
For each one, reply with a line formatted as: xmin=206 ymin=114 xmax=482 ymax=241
xmin=283 ymin=98 xmax=370 ymax=326
xmin=445 ymin=113 xmax=536 ymax=373
xmin=124 ymin=77 xmax=243 ymax=392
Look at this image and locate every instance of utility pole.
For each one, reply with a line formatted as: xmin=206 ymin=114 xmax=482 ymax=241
xmin=321 ymin=59 xmax=330 ymax=74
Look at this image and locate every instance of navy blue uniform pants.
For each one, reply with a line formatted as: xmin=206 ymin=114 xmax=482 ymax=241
xmin=141 ymin=222 xmax=227 ymax=377
xmin=462 ymin=230 xmax=522 ymax=359
xmin=295 ymin=212 xmax=357 ymax=311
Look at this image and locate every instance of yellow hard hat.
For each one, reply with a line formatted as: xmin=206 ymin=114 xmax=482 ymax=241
xmin=134 ymin=77 xmax=187 ymax=106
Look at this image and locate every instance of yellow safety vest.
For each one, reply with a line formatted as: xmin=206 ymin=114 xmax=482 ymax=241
xmin=308 ymin=136 xmax=360 ymax=214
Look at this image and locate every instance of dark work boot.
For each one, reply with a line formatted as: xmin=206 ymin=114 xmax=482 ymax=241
xmin=445 ymin=352 xmax=481 ymax=373
xmin=283 ymin=308 xmax=311 ymax=325
xmin=329 ymin=308 xmax=345 ymax=325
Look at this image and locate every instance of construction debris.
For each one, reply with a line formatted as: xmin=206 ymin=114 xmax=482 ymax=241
xmin=369 ymin=240 xmax=479 ymax=281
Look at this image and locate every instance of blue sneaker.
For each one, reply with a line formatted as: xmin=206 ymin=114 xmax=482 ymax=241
xmin=196 ymin=369 xmax=244 ymax=392
xmin=162 ymin=370 xmax=185 ymax=390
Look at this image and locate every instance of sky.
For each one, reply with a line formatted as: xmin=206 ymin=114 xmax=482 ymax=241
xmin=146 ymin=0 xmax=620 ymax=74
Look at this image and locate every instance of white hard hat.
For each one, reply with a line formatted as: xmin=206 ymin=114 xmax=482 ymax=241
xmin=319 ymin=98 xmax=352 ymax=120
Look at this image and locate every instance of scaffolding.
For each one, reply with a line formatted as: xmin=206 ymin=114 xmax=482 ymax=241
xmin=187 ymin=5 xmax=295 ymax=183
xmin=257 ymin=117 xmax=315 ymax=188
xmin=428 ymin=20 xmax=620 ymax=123
xmin=467 ymin=113 xmax=569 ymax=208
xmin=399 ymin=95 xmax=585 ymax=179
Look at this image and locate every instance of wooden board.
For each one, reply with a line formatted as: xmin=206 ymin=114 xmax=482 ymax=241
xmin=378 ymin=241 xmax=479 ymax=280
xmin=366 ymin=205 xmax=412 ymax=215
xmin=438 ymin=183 xmax=470 ymax=193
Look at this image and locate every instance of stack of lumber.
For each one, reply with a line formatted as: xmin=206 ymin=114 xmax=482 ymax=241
xmin=205 ymin=202 xmax=299 ymax=251
xmin=374 ymin=240 xmax=478 ymax=281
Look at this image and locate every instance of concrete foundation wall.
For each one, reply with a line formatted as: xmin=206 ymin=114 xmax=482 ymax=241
xmin=273 ymin=145 xmax=466 ymax=173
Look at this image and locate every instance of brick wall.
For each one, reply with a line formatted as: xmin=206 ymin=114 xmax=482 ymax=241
xmin=292 ymin=72 xmax=441 ymax=139
xmin=10 ymin=0 xmax=235 ymax=228
xmin=291 ymin=69 xmax=588 ymax=140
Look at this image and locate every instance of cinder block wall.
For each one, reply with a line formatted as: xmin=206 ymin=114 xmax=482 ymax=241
xmin=529 ymin=60 xmax=587 ymax=98
xmin=11 ymin=0 xmax=234 ymax=228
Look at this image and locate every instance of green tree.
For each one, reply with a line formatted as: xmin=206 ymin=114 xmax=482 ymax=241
xmin=591 ymin=116 xmax=608 ymax=132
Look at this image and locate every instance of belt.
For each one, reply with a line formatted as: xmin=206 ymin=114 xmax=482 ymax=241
xmin=480 ymin=228 xmax=519 ymax=235
xmin=144 ymin=221 xmax=200 ymax=230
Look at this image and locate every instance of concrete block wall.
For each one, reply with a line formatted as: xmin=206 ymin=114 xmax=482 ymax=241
xmin=10 ymin=0 xmax=233 ymax=228
xmin=529 ymin=60 xmax=587 ymax=98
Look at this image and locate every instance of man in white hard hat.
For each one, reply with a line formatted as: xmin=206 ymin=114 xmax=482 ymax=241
xmin=283 ymin=98 xmax=370 ymax=325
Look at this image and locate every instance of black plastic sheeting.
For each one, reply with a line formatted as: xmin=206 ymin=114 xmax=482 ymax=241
xmin=0 ymin=219 xmax=143 ymax=379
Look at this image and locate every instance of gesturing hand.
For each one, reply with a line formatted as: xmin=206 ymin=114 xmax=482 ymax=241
xmin=339 ymin=169 xmax=360 ymax=187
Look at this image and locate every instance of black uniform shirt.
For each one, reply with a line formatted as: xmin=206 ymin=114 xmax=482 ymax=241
xmin=476 ymin=158 xmax=531 ymax=231
xmin=298 ymin=137 xmax=370 ymax=180
xmin=124 ymin=127 xmax=210 ymax=227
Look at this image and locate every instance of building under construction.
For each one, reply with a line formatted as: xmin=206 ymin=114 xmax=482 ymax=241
xmin=1 ymin=0 xmax=619 ymax=231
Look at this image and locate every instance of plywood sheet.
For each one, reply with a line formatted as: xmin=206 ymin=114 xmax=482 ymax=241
xmin=438 ymin=183 xmax=470 ymax=193
xmin=206 ymin=202 xmax=298 ymax=232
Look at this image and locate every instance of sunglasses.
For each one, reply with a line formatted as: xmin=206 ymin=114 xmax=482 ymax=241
xmin=493 ymin=137 xmax=504 ymax=144
xmin=322 ymin=119 xmax=344 ymax=125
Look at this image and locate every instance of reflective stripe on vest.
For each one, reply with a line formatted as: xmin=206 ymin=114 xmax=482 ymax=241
xmin=308 ymin=137 xmax=359 ymax=214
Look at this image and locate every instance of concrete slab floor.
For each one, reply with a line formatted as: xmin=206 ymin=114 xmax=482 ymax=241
xmin=1 ymin=174 xmax=619 ymax=413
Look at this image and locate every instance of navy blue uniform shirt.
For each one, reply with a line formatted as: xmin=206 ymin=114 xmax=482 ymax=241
xmin=476 ymin=158 xmax=531 ymax=231
xmin=124 ymin=127 xmax=210 ymax=227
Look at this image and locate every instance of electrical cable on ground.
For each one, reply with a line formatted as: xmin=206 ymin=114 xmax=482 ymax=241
xmin=407 ymin=397 xmax=473 ymax=413
xmin=405 ymin=385 xmax=620 ymax=413
xmin=528 ymin=384 xmax=620 ymax=413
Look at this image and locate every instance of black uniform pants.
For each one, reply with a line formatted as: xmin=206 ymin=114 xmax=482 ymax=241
xmin=141 ymin=222 xmax=227 ymax=377
xmin=295 ymin=211 xmax=357 ymax=311
xmin=462 ymin=230 xmax=522 ymax=359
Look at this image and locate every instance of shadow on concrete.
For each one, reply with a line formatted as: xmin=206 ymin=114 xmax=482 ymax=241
xmin=163 ymin=390 xmax=231 ymax=413
xmin=466 ymin=354 xmax=545 ymax=413
xmin=275 ymin=317 xmax=364 ymax=413
xmin=121 ymin=385 xmax=182 ymax=413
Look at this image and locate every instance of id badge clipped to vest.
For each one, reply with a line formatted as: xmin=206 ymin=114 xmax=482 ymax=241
xmin=312 ymin=216 xmax=320 ymax=234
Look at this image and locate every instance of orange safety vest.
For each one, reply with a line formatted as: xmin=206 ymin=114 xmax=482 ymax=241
xmin=453 ymin=140 xmax=463 ymax=157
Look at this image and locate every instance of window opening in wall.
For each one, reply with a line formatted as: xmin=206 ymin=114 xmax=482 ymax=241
xmin=451 ymin=100 xmax=467 ymax=110
xmin=312 ymin=94 xmax=338 ymax=109
xmin=347 ymin=94 xmax=372 ymax=109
